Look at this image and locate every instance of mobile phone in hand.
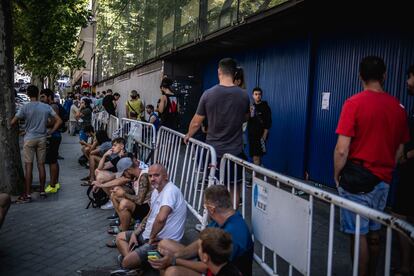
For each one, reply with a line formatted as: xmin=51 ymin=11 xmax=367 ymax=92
xmin=147 ymin=250 xmax=162 ymax=260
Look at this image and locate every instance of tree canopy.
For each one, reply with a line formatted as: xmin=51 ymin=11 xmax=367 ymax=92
xmin=13 ymin=0 xmax=90 ymax=80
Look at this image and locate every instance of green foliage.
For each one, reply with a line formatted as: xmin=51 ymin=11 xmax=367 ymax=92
xmin=13 ymin=0 xmax=89 ymax=79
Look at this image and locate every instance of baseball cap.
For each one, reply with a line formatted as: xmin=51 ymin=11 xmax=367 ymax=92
xmin=115 ymin=157 xmax=133 ymax=178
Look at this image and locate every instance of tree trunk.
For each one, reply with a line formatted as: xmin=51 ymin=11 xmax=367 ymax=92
xmin=0 ymin=0 xmax=24 ymax=194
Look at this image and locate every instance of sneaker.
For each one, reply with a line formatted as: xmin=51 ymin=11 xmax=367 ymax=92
xmin=45 ymin=185 xmax=58 ymax=193
xmin=55 ymin=183 xmax=61 ymax=190
xmin=107 ymin=213 xmax=119 ymax=220
xmin=101 ymin=200 xmax=114 ymax=210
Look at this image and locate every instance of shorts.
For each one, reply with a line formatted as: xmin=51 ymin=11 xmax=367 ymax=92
xmin=216 ymin=152 xmax=246 ymax=186
xmin=45 ymin=136 xmax=62 ymax=164
xmin=338 ymin=181 xmax=389 ymax=235
xmin=23 ymin=137 xmax=47 ymax=163
xmin=79 ymin=129 xmax=88 ymax=142
xmin=125 ymin=231 xmax=156 ymax=265
xmin=132 ymin=203 xmax=150 ymax=222
xmin=392 ymin=162 xmax=414 ymax=217
xmin=248 ymin=135 xmax=265 ymax=157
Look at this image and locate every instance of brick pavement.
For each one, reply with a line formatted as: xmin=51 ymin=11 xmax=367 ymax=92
xmin=0 ymin=134 xmax=123 ymax=275
xmin=0 ymin=132 xmax=398 ymax=276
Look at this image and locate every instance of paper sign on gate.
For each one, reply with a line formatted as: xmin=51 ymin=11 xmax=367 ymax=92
xmin=252 ymin=178 xmax=311 ymax=275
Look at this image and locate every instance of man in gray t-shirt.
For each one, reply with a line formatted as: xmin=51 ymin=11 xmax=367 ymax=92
xmin=184 ymin=58 xmax=250 ymax=158
xmin=11 ymin=85 xmax=62 ymax=202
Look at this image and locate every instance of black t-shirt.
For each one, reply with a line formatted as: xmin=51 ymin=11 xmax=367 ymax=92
xmin=102 ymin=95 xmax=115 ymax=115
xmin=216 ymin=262 xmax=242 ymax=276
xmin=247 ymin=101 xmax=272 ymax=138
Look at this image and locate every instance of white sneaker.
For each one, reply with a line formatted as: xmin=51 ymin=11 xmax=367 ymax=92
xmin=101 ymin=200 xmax=114 ymax=210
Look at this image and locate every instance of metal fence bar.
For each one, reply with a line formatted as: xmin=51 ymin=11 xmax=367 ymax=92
xmin=327 ymin=203 xmax=335 ymax=276
xmin=120 ymin=118 xmax=156 ymax=164
xmin=219 ymin=153 xmax=414 ymax=276
xmin=384 ymin=227 xmax=392 ymax=276
xmin=353 ymin=215 xmax=361 ymax=276
xmin=154 ymin=126 xmax=217 ymax=226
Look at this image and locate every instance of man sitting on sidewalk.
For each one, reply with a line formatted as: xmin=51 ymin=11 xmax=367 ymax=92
xmin=89 ymin=137 xmax=130 ymax=187
xmin=114 ymin=164 xmax=187 ymax=273
xmin=149 ymin=185 xmax=254 ymax=276
xmin=105 ymin=158 xmax=152 ymax=240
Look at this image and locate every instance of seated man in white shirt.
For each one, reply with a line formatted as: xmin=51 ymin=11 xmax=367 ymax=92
xmin=115 ymin=163 xmax=187 ymax=271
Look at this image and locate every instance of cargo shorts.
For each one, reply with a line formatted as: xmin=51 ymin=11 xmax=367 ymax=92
xmin=23 ymin=137 xmax=47 ymax=163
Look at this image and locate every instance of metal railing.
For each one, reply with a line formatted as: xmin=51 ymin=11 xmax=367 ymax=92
xmin=154 ymin=126 xmax=217 ymax=226
xmin=108 ymin=115 xmax=119 ymax=138
xmin=92 ymin=110 xmax=110 ymax=132
xmin=121 ymin=118 xmax=156 ymax=164
xmin=219 ymin=153 xmax=414 ymax=276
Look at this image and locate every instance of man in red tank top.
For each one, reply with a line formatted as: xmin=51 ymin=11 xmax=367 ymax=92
xmin=334 ymin=56 xmax=409 ymax=276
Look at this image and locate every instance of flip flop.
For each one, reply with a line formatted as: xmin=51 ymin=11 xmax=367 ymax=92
xmin=81 ymin=180 xmax=91 ymax=186
xmin=106 ymin=238 xmax=117 ymax=248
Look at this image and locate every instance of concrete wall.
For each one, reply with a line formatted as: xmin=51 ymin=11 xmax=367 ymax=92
xmin=96 ymin=61 xmax=163 ymax=120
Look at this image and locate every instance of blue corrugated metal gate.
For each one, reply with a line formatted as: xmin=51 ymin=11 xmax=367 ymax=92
xmin=257 ymin=40 xmax=310 ymax=178
xmin=201 ymin=39 xmax=310 ymax=179
xmin=307 ymin=33 xmax=414 ymax=187
xmin=201 ymin=32 xmax=414 ymax=187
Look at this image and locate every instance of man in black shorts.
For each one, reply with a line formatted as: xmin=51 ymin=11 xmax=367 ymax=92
xmin=247 ymin=87 xmax=272 ymax=166
xmin=41 ymin=89 xmax=62 ymax=194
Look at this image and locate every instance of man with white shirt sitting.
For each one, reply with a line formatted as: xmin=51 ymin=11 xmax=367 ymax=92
xmin=114 ymin=163 xmax=187 ymax=272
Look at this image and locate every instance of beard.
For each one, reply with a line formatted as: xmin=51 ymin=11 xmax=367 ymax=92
xmin=408 ymin=87 xmax=414 ymax=96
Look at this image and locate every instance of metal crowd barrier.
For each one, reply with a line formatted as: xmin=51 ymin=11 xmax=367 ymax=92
xmin=154 ymin=126 xmax=217 ymax=226
xmin=219 ymin=154 xmax=414 ymax=276
xmin=92 ymin=111 xmax=110 ymax=133
xmin=120 ymin=118 xmax=156 ymax=164
xmin=108 ymin=115 xmax=119 ymax=138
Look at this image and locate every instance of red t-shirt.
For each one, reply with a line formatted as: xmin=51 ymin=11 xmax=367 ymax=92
xmin=336 ymin=90 xmax=410 ymax=183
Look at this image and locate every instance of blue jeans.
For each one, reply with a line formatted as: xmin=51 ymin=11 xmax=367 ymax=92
xmin=338 ymin=182 xmax=389 ymax=235
xmin=79 ymin=129 xmax=88 ymax=142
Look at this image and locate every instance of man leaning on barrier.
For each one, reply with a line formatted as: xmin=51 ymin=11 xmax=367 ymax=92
xmin=149 ymin=185 xmax=253 ymax=276
xmin=334 ymin=56 xmax=409 ymax=276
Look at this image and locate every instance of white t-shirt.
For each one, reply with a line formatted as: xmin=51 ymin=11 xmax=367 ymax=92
xmin=142 ymin=182 xmax=187 ymax=241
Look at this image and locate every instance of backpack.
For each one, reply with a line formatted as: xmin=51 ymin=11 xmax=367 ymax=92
xmin=167 ymin=95 xmax=178 ymax=114
xmin=86 ymin=186 xmax=109 ymax=209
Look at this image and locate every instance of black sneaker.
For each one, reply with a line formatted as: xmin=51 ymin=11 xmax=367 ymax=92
xmin=107 ymin=213 xmax=119 ymax=220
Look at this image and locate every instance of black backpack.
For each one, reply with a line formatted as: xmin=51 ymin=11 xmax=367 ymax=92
xmin=86 ymin=186 xmax=109 ymax=209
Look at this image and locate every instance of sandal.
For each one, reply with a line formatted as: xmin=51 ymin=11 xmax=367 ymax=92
xmin=80 ymin=176 xmax=90 ymax=181
xmin=81 ymin=180 xmax=91 ymax=186
xmin=39 ymin=191 xmax=47 ymax=198
xmin=16 ymin=194 xmax=31 ymax=203
xmin=106 ymin=238 xmax=117 ymax=248
xmin=107 ymin=226 xmax=122 ymax=235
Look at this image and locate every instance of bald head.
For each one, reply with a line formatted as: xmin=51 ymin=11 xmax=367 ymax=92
xmin=148 ymin=163 xmax=169 ymax=190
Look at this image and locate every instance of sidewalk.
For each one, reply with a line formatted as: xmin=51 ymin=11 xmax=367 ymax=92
xmin=0 ymin=132 xmax=395 ymax=276
xmin=0 ymin=134 xmax=119 ymax=275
